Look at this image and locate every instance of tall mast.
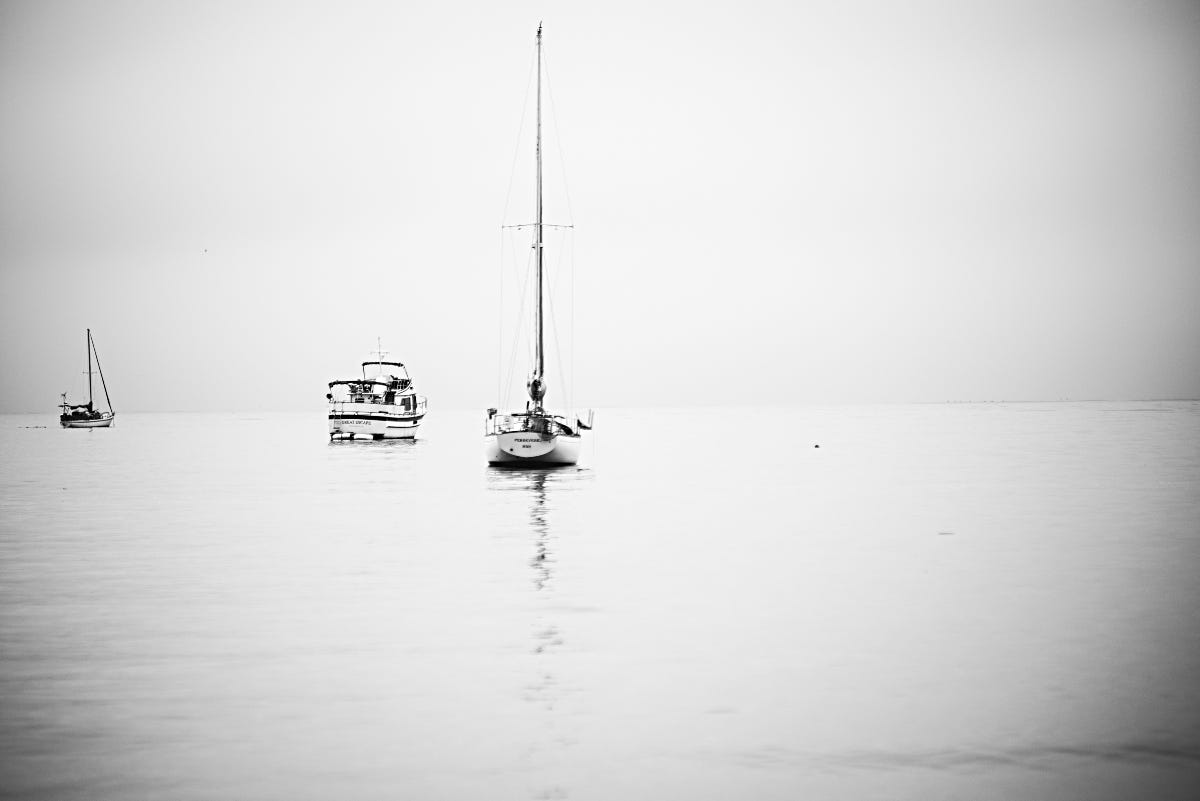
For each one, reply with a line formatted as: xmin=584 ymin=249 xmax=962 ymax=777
xmin=86 ymin=328 xmax=93 ymax=408
xmin=532 ymin=22 xmax=545 ymax=407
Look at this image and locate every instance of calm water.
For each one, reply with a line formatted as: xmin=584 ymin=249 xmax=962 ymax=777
xmin=2 ymin=403 xmax=1198 ymax=800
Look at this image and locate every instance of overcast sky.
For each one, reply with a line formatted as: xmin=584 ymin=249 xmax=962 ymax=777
xmin=2 ymin=0 xmax=1197 ymax=413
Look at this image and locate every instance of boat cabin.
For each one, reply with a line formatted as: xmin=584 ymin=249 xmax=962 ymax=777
xmin=327 ymin=359 xmax=425 ymax=414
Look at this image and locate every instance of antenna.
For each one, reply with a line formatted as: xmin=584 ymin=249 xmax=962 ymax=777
xmin=369 ymin=337 xmax=389 ymax=373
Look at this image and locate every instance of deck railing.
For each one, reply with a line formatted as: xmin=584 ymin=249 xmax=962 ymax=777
xmin=329 ymin=395 xmax=427 ymax=414
xmin=485 ymin=413 xmax=573 ymax=437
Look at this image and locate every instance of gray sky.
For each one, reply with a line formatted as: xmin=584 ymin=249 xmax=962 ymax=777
xmin=2 ymin=0 xmax=1198 ymax=412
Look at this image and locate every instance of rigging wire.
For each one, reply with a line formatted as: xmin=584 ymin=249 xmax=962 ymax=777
xmin=502 ymin=235 xmax=536 ymax=407
xmin=545 ymin=228 xmax=571 ymax=412
xmin=499 ymin=44 xmax=537 ymax=227
xmin=497 ymin=226 xmax=503 ymax=404
xmin=501 ymin=228 xmax=521 ymax=406
xmin=90 ymin=331 xmax=114 ymax=413
xmin=569 ymin=227 xmax=575 ymax=415
xmin=542 ymin=42 xmax=576 ymax=415
xmin=543 ymin=40 xmax=578 ymax=417
xmin=541 ymin=47 xmax=576 ymax=226
xmin=498 ymin=45 xmax=537 ymax=405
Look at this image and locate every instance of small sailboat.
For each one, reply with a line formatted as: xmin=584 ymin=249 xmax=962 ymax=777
xmin=485 ymin=24 xmax=593 ymax=466
xmin=327 ymin=344 xmax=427 ymax=440
xmin=59 ymin=328 xmax=115 ymax=428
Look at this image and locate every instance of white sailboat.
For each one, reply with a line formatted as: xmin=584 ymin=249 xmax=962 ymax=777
xmin=485 ymin=24 xmax=593 ymax=467
xmin=59 ymin=328 xmax=115 ymax=428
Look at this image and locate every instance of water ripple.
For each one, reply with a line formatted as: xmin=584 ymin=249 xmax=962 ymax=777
xmin=727 ymin=741 xmax=1200 ymax=773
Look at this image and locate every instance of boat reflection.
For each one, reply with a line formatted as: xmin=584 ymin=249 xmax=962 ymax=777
xmin=529 ymin=470 xmax=551 ymax=591
xmin=485 ymin=467 xmax=590 ymax=718
xmin=486 ymin=467 xmax=558 ymax=591
xmin=486 ymin=466 xmax=591 ymax=589
xmin=326 ymin=437 xmax=421 ymax=449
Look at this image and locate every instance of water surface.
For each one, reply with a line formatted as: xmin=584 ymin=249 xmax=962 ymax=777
xmin=2 ymin=403 xmax=1198 ymax=799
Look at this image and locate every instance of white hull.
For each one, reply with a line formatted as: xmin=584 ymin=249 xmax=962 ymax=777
xmin=61 ymin=414 xmax=114 ymax=429
xmin=486 ymin=28 xmax=589 ymax=468
xmin=329 ymin=412 xmax=421 ymax=440
xmin=327 ymin=359 xmax=426 ymax=441
xmin=485 ymin=431 xmax=580 ymax=466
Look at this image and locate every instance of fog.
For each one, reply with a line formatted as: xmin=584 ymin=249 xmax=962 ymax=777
xmin=2 ymin=0 xmax=1197 ymax=412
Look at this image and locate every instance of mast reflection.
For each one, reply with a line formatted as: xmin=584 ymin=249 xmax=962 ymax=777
xmin=486 ymin=465 xmax=588 ymax=795
xmin=528 ymin=470 xmax=550 ymax=591
xmin=486 ymin=466 xmax=580 ymax=592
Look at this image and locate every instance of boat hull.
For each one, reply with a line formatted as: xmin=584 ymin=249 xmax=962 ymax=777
xmin=329 ymin=412 xmax=422 ymax=440
xmin=485 ymin=431 xmax=580 ymax=466
xmin=60 ymin=414 xmax=114 ymax=429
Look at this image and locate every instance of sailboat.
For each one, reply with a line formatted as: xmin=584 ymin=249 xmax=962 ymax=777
xmin=59 ymin=328 xmax=115 ymax=428
xmin=485 ymin=24 xmax=593 ymax=466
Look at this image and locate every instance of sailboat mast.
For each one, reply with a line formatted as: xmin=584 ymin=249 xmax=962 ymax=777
xmin=86 ymin=328 xmax=93 ymax=408
xmin=533 ymin=22 xmax=545 ymax=397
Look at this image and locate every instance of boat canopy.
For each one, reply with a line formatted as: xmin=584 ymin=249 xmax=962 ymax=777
xmin=362 ymin=361 xmax=409 ymax=377
xmin=329 ymin=379 xmax=390 ymax=389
